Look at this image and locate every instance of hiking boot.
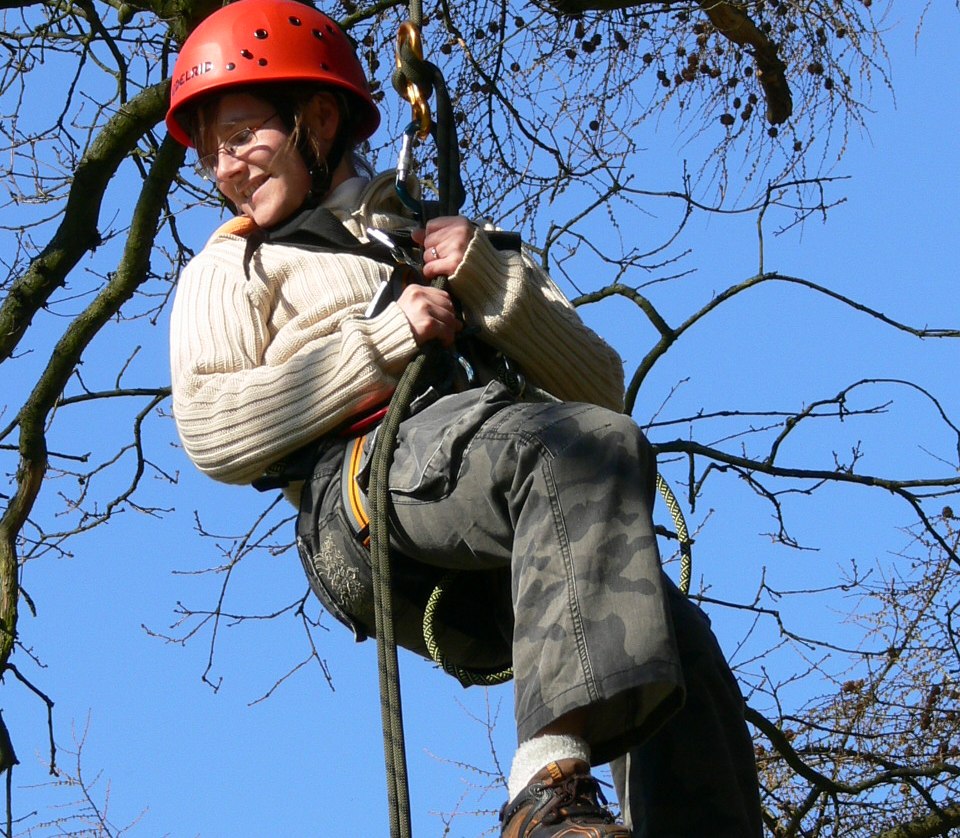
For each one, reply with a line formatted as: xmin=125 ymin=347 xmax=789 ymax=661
xmin=500 ymin=758 xmax=631 ymax=837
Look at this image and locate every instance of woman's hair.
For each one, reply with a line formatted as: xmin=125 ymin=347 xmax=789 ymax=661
xmin=185 ymin=83 xmax=373 ymax=197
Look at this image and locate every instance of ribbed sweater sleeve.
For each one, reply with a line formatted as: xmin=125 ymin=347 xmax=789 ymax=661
xmin=448 ymin=229 xmax=626 ymax=412
xmin=170 ymin=235 xmax=418 ymax=484
xmin=171 ymin=173 xmax=626 ymax=487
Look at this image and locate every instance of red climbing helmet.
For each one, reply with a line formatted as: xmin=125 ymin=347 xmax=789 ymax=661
xmin=165 ymin=0 xmax=380 ymax=148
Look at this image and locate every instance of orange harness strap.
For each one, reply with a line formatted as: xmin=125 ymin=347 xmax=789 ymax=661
xmin=213 ymin=216 xmax=258 ymax=239
xmin=342 ymin=434 xmax=371 ymax=548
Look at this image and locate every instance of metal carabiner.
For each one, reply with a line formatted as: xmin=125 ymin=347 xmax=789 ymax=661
xmin=395 ymin=21 xmax=432 ymax=139
xmin=395 ymin=121 xmax=425 ymax=223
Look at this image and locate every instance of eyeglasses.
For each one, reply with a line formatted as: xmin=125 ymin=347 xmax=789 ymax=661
xmin=194 ymin=112 xmax=281 ymax=181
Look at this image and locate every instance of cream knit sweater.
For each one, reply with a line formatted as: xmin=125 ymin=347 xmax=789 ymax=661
xmin=170 ymin=174 xmax=625 ymax=486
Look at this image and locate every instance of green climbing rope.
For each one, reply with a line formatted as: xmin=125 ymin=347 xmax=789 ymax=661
xmin=367 ymin=9 xmax=466 ymax=838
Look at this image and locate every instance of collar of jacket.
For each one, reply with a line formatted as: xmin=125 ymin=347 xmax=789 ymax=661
xmin=236 ymin=201 xmax=404 ymax=278
xmin=262 ymin=201 xmax=366 ymax=251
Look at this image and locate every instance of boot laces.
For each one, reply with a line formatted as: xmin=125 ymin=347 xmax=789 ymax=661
xmin=532 ymin=772 xmax=616 ymax=825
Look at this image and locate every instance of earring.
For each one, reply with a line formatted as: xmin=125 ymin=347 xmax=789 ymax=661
xmin=311 ymin=158 xmax=330 ymax=189
xmin=307 ymin=158 xmax=332 ymax=204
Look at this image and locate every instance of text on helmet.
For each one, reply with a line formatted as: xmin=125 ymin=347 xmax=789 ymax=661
xmin=173 ymin=61 xmax=214 ymax=96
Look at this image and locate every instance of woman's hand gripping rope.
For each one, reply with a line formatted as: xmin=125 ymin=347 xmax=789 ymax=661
xmin=397 ymin=216 xmax=476 ymax=347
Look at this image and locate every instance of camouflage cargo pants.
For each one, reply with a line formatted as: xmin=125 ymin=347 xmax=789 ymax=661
xmin=297 ymin=381 xmax=761 ymax=836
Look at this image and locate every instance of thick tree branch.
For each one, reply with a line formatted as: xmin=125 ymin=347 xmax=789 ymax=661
xmin=0 ymin=80 xmax=169 ymax=365
xmin=539 ymin=0 xmax=792 ymax=122
xmin=0 ymin=132 xmax=184 ymax=695
xmin=872 ymin=804 xmax=960 ymax=838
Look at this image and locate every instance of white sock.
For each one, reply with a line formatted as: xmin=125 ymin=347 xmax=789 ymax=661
xmin=507 ymin=734 xmax=591 ymax=801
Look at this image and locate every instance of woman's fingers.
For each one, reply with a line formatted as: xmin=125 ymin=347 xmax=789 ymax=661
xmin=412 ymin=216 xmax=476 ymax=279
xmin=396 ymin=284 xmax=462 ymax=347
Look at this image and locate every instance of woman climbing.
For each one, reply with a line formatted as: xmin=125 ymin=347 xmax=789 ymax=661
xmin=165 ymin=1 xmax=763 ymax=835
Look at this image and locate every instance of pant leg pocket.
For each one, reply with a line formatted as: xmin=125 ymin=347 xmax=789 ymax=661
xmin=387 ymin=381 xmax=516 ymax=498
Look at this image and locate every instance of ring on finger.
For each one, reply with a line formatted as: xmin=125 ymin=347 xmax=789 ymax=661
xmin=430 ymin=246 xmax=439 ymax=260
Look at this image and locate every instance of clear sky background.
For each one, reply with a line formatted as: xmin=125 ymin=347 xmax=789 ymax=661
xmin=2 ymin=3 xmax=958 ymax=836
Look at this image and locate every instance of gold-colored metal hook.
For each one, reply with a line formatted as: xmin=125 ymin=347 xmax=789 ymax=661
xmin=395 ymin=21 xmax=432 ymax=139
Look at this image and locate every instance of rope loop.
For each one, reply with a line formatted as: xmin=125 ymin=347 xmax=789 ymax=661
xmin=422 ymin=573 xmax=514 ymax=687
xmin=655 ymin=473 xmax=693 ymax=595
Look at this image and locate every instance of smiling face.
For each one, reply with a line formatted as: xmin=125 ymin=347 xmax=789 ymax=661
xmin=204 ymin=92 xmax=312 ymax=229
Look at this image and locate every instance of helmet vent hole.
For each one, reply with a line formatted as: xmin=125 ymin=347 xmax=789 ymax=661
xmin=258 ymin=58 xmax=268 ymax=66
xmin=312 ymin=28 xmax=323 ymax=39
xmin=240 ymin=49 xmax=253 ymax=59
xmin=320 ymin=62 xmax=329 ymax=70
xmin=226 ymin=62 xmax=236 ymax=71
xmin=288 ymin=16 xmax=301 ymax=26
xmin=254 ymin=28 xmax=268 ymax=39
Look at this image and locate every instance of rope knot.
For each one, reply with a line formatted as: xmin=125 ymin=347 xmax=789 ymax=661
xmin=393 ymin=20 xmax=434 ymax=137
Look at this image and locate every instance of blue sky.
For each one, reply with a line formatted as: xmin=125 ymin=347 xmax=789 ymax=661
xmin=2 ymin=3 xmax=958 ymax=836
